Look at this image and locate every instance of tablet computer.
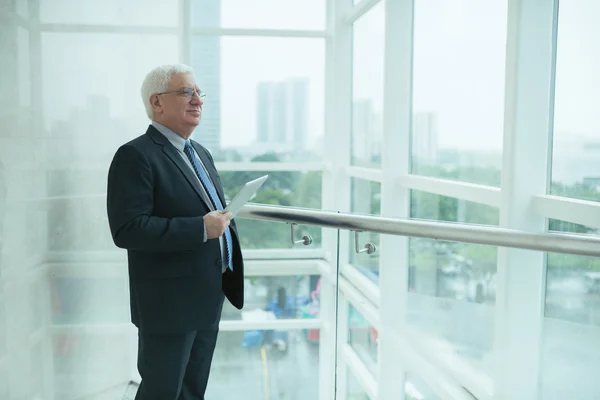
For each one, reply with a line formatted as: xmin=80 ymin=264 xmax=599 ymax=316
xmin=224 ymin=175 xmax=268 ymax=217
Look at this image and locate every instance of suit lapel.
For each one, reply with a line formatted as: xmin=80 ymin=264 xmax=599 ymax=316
xmin=161 ymin=145 xmax=212 ymax=209
xmin=146 ymin=126 xmax=211 ymax=209
xmin=146 ymin=125 xmax=223 ymax=210
xmin=191 ymin=141 xmax=227 ymax=207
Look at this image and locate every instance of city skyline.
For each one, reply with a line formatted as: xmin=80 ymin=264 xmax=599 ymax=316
xmin=34 ymin=0 xmax=600 ymax=155
xmin=44 ymin=90 xmax=600 ymax=187
xmin=256 ymin=78 xmax=309 ymax=152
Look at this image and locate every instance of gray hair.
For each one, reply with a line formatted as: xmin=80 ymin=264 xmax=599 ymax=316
xmin=140 ymin=63 xmax=195 ymax=119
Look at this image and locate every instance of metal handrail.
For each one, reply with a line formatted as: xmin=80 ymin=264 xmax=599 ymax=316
xmin=237 ymin=204 xmax=600 ymax=257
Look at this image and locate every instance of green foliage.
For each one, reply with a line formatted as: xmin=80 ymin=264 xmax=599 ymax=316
xmin=409 ymin=165 xmax=600 ymax=272
xmin=220 ymin=152 xmax=322 ymax=249
xmin=551 ymin=181 xmax=600 ymax=202
xmin=412 ymin=161 xmax=502 ymax=186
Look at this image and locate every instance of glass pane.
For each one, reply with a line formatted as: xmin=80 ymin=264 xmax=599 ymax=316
xmin=546 ymin=221 xmax=600 ymax=325
xmin=52 ymin=326 xmax=134 ymax=399
xmin=541 ymin=317 xmax=600 ymax=399
xmin=411 ymin=191 xmax=500 ymax=225
xmin=348 ymin=303 xmax=377 ymax=374
xmin=551 ymin=1 xmax=600 ymax=202
xmin=40 ymin=0 xmax=178 ymax=26
xmin=16 ymin=0 xmax=29 ymax=18
xmin=17 ymin=27 xmax=30 ymax=109
xmin=41 ymin=33 xmax=179 ymax=138
xmin=411 ymin=0 xmax=507 ymax=185
xmin=346 ymin=366 xmax=371 ymax=399
xmin=543 ymin=220 xmax=600 ymax=399
xmin=1 ymin=14 xmax=47 ymax=399
xmin=2 ymin=17 xmax=336 ymax=400
xmin=223 ymin=274 xmax=322 ymax=321
xmin=406 ymin=373 xmax=442 ymax=399
xmin=221 ymin=170 xmax=322 ymax=249
xmin=51 ymin=271 xmax=129 ymax=325
xmin=351 ymin=1 xmax=384 ymax=168
xmin=349 ymin=178 xmax=381 ymax=282
xmin=208 ymin=330 xmax=321 ymax=397
xmin=545 ymin=252 xmax=600 ymax=325
xmin=191 ymin=36 xmax=325 ymax=158
xmin=41 ymin=32 xmax=179 ymax=255
xmin=193 ymin=0 xmax=325 ymax=30
xmin=408 ymin=194 xmax=498 ymax=376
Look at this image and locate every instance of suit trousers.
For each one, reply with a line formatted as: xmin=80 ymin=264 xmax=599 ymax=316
xmin=134 ymin=328 xmax=219 ymax=400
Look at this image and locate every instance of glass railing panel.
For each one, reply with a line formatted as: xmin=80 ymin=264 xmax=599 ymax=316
xmin=407 ymin=237 xmax=496 ymax=375
xmin=222 ymin=273 xmax=323 ymax=321
xmin=407 ymin=193 xmax=499 ymax=379
xmin=207 ymin=329 xmax=321 ymax=398
xmin=345 ymin=366 xmax=371 ymax=400
xmin=405 ymin=373 xmax=442 ymax=400
xmin=210 ymin=223 xmax=337 ymax=400
xmin=542 ymin=222 xmax=600 ymax=399
xmin=347 ymin=303 xmax=377 ymax=375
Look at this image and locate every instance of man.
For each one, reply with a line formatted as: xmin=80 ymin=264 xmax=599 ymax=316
xmin=106 ymin=64 xmax=244 ymax=399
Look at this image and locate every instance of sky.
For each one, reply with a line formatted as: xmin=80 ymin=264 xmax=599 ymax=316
xmin=35 ymin=0 xmax=600 ymax=152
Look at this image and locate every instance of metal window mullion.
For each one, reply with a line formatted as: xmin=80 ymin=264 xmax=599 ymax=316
xmin=322 ymin=0 xmax=353 ymax=398
xmin=493 ymin=0 xmax=558 ymax=398
xmin=377 ymin=0 xmax=414 ymax=398
xmin=178 ymin=0 xmax=191 ymax=64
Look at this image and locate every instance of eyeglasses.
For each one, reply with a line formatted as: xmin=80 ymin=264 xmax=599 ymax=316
xmin=157 ymin=88 xmax=206 ymax=100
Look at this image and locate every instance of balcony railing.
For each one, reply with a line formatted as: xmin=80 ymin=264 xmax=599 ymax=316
xmin=233 ymin=204 xmax=600 ymax=400
xmin=4 ymin=203 xmax=600 ymax=400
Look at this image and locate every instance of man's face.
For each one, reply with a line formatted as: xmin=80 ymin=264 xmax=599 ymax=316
xmin=151 ymin=73 xmax=203 ymax=138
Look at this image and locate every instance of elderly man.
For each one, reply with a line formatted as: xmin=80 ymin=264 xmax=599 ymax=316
xmin=106 ymin=64 xmax=244 ymax=399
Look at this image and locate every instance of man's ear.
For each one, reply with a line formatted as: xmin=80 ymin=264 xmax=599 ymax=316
xmin=151 ymin=94 xmax=162 ymax=114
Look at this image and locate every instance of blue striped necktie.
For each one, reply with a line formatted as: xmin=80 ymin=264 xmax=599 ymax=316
xmin=183 ymin=140 xmax=233 ymax=271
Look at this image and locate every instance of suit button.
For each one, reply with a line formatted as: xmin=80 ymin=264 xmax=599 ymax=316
xmin=216 ymin=259 xmax=222 ymax=268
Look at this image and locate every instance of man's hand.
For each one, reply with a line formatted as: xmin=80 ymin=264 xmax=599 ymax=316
xmin=203 ymin=210 xmax=232 ymax=239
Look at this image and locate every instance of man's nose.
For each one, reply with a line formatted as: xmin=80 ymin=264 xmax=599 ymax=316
xmin=190 ymin=93 xmax=202 ymax=104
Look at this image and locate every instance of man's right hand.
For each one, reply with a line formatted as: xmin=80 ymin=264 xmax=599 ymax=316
xmin=203 ymin=210 xmax=232 ymax=239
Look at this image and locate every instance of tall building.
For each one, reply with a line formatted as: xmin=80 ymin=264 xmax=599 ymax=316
xmin=191 ymin=0 xmax=221 ymax=151
xmin=412 ymin=111 xmax=439 ymax=165
xmin=256 ymin=78 xmax=309 ymax=152
xmin=352 ymin=99 xmax=382 ymax=164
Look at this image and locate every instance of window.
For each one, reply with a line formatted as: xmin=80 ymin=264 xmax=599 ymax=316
xmin=41 ymin=33 xmax=180 ymax=253
xmin=41 ymin=33 xmax=179 ymax=138
xmin=221 ymin=170 xmax=322 ymax=249
xmin=406 ymin=373 xmax=442 ymax=400
xmin=208 ymin=330 xmax=320 ymax=398
xmin=346 ymin=366 xmax=371 ymax=399
xmin=540 ymin=217 xmax=600 ymax=399
xmin=348 ymin=303 xmax=377 ymax=375
xmin=411 ymin=0 xmax=507 ymax=185
xmin=40 ymin=0 xmax=178 ymax=26
xmin=192 ymin=0 xmax=325 ymax=30
xmin=408 ymin=194 xmax=499 ymax=375
xmin=351 ymin=2 xmax=385 ymax=168
xmin=551 ymin=0 xmax=600 ymax=202
xmin=191 ymin=36 xmax=325 ymax=159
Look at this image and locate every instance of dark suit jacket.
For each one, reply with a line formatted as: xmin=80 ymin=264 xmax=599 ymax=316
xmin=106 ymin=125 xmax=244 ymax=334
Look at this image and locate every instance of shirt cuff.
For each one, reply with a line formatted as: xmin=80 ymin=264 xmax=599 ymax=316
xmin=203 ymin=223 xmax=208 ymax=242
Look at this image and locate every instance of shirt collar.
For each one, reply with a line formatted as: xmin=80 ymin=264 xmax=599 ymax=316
xmin=151 ymin=120 xmax=188 ymax=153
